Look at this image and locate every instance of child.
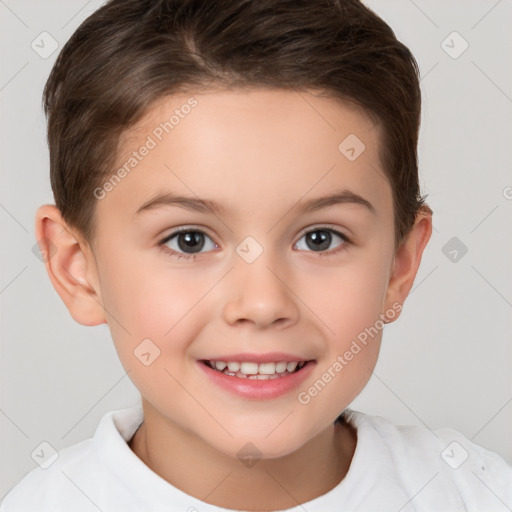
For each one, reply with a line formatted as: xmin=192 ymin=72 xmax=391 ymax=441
xmin=2 ymin=0 xmax=511 ymax=510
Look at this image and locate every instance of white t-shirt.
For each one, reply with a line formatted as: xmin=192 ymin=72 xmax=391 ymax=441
xmin=2 ymin=404 xmax=511 ymax=512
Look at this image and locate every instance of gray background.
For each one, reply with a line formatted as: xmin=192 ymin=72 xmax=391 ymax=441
xmin=1 ymin=0 xmax=511 ymax=499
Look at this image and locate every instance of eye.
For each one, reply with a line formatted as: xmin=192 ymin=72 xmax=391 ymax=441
xmin=159 ymin=228 xmax=218 ymax=260
xmin=294 ymin=227 xmax=350 ymax=255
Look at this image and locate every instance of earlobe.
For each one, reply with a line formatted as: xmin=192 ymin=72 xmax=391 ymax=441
xmin=34 ymin=204 xmax=107 ymax=326
xmin=383 ymin=207 xmax=433 ymax=319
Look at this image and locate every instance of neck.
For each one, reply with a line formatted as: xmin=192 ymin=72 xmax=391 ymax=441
xmin=128 ymin=405 xmax=357 ymax=511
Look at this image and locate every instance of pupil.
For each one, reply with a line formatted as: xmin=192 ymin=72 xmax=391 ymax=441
xmin=178 ymin=232 xmax=204 ymax=253
xmin=306 ymin=230 xmax=331 ymax=251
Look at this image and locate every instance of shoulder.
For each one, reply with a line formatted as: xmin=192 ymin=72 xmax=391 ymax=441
xmin=1 ymin=406 xmax=143 ymax=512
xmin=344 ymin=408 xmax=512 ymax=510
xmin=0 ymin=437 xmax=100 ymax=512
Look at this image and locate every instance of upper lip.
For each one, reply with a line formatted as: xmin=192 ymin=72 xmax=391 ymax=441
xmin=199 ymin=352 xmax=314 ymax=364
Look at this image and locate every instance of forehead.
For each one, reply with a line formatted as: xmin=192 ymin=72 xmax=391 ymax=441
xmin=100 ymin=88 xmax=392 ymax=222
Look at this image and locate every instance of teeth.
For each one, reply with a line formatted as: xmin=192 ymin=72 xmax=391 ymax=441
xmin=286 ymin=362 xmax=298 ymax=372
xmin=258 ymin=362 xmax=276 ymax=375
xmin=207 ymin=359 xmax=308 ymax=377
xmin=227 ymin=362 xmax=240 ymax=372
xmin=275 ymin=362 xmax=288 ymax=373
xmin=240 ymin=362 xmax=259 ymax=375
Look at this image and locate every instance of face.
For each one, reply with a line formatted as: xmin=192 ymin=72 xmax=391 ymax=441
xmin=89 ymin=88 xmax=398 ymax=459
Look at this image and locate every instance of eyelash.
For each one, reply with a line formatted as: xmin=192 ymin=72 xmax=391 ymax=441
xmin=158 ymin=226 xmax=351 ymax=261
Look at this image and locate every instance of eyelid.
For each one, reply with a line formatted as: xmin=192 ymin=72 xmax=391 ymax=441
xmin=293 ymin=226 xmax=351 ymax=258
xmin=158 ymin=224 xmax=350 ymax=245
xmin=296 ymin=224 xmax=350 ymax=242
xmin=158 ymin=224 xmax=351 ymax=262
xmin=158 ymin=225 xmax=218 ymax=246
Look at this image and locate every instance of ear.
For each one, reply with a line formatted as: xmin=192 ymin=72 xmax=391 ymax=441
xmin=34 ymin=204 xmax=106 ymax=326
xmin=383 ymin=206 xmax=433 ymax=321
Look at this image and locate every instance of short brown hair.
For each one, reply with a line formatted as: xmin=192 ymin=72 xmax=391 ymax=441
xmin=43 ymin=0 xmax=429 ymax=248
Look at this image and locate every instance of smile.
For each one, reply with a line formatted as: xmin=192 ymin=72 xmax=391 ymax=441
xmin=198 ymin=358 xmax=316 ymax=399
xmin=202 ymin=360 xmax=308 ymax=379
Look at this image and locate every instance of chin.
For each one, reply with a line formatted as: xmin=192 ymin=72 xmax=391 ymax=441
xmin=209 ymin=428 xmax=307 ymax=462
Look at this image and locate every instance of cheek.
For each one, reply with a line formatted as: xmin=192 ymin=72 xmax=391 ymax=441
xmin=97 ymin=260 xmax=206 ymax=402
xmin=301 ymin=251 xmax=391 ymax=341
xmin=294 ymin=258 xmax=389 ymax=416
xmin=100 ymin=249 xmax=205 ymax=329
xmin=97 ymin=251 xmax=210 ymax=368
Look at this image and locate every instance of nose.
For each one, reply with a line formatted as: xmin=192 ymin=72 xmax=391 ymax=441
xmin=222 ymin=251 xmax=300 ymax=329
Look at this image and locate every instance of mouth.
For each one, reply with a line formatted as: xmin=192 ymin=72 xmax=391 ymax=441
xmin=199 ymin=359 xmax=314 ymax=380
xmin=197 ymin=356 xmax=316 ymax=399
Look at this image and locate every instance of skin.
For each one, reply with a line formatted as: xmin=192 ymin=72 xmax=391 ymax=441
xmin=35 ymin=88 xmax=432 ymax=511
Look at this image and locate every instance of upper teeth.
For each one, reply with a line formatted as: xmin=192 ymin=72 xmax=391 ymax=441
xmin=212 ymin=361 xmax=304 ymax=375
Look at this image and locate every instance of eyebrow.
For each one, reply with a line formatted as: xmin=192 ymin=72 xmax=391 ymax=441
xmin=135 ymin=189 xmax=376 ymax=217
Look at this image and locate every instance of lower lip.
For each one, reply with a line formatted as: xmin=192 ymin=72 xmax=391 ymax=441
xmin=197 ymin=360 xmax=316 ymax=400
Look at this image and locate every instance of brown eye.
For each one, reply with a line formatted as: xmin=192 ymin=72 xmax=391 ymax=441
xmin=295 ymin=228 xmax=349 ymax=254
xmin=160 ymin=229 xmax=217 ymax=256
xmin=175 ymin=231 xmax=205 ymax=253
xmin=305 ymin=230 xmax=331 ymax=251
